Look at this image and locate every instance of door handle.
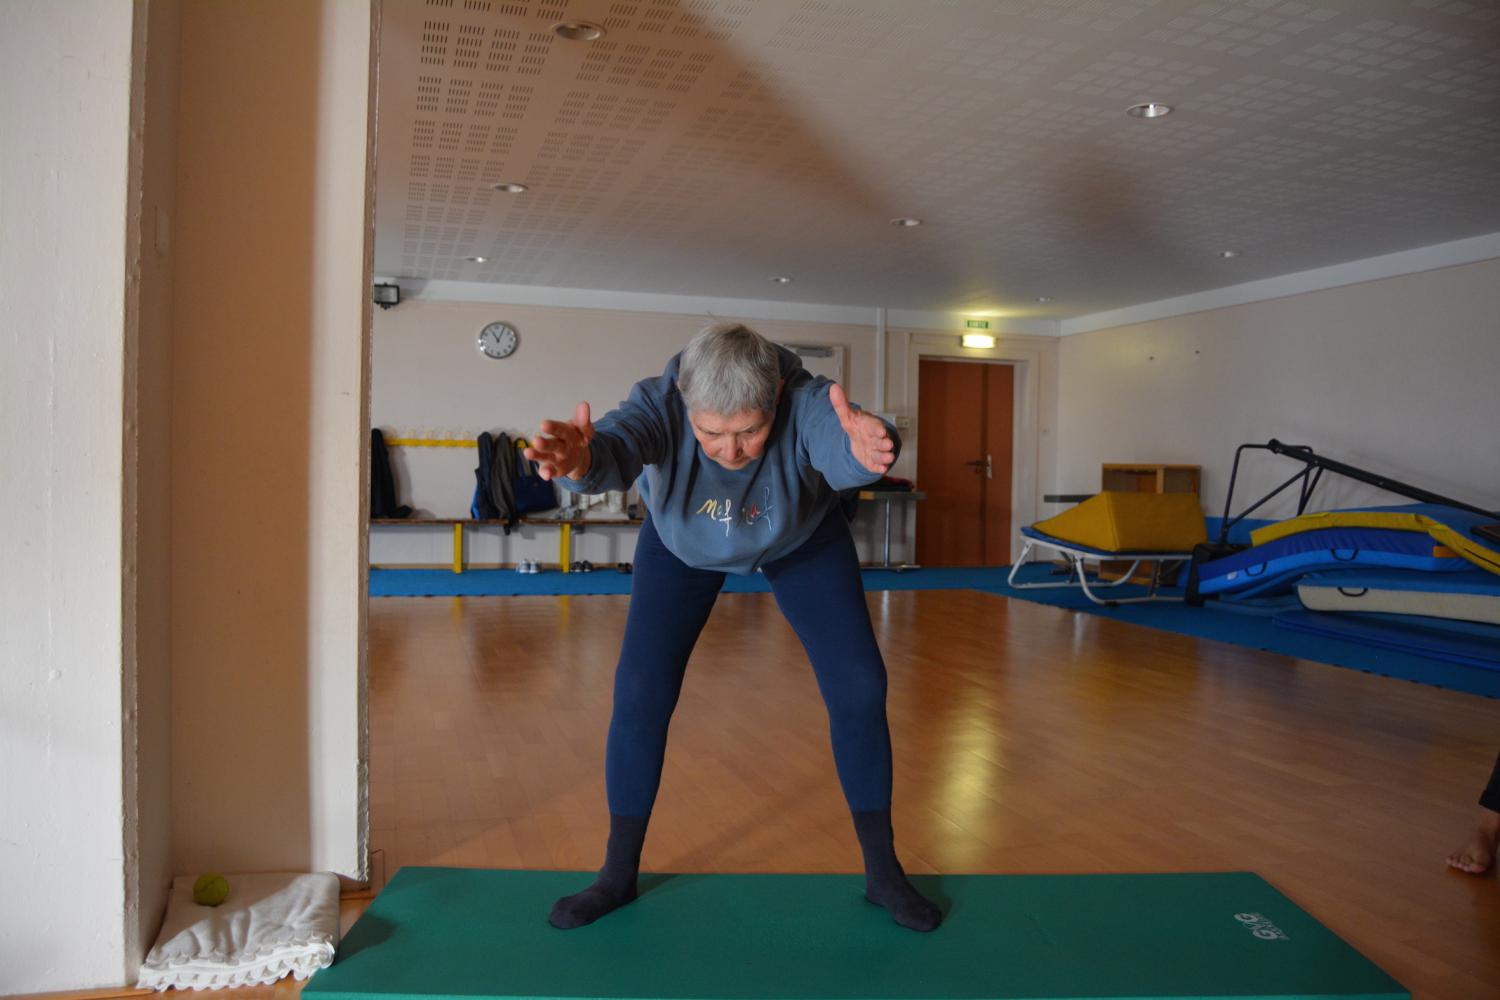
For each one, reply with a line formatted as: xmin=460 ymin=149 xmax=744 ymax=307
xmin=964 ymin=457 xmax=994 ymax=479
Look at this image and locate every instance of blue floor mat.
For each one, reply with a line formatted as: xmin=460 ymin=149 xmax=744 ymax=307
xmin=370 ymin=564 xmax=1500 ymax=699
xmin=369 ymin=565 xmax=1018 ymax=597
xmin=970 ymin=576 xmax=1500 ymax=699
xmin=1274 ymin=609 xmax=1500 ymax=670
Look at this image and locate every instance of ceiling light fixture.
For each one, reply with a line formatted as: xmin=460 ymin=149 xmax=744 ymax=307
xmin=553 ymin=21 xmax=605 ymax=41
xmin=769 ymin=276 xmax=793 ymax=284
xmin=1126 ymin=102 xmax=1173 ymax=119
xmin=890 ymin=217 xmax=923 ymax=227
xmin=1217 ymin=249 xmax=1240 ymax=259
xmin=491 ymin=182 xmax=528 ymax=193
xmin=466 ymin=256 xmax=488 ymax=263
xmin=1035 ymin=296 xmax=1053 ymax=303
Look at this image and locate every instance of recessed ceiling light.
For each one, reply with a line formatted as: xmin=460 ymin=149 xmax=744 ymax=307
xmin=1035 ymin=296 xmax=1053 ymax=303
xmin=769 ymin=276 xmax=793 ymax=284
xmin=491 ymin=182 xmax=528 ymax=193
xmin=1126 ymin=102 xmax=1173 ymax=119
xmin=466 ymin=256 xmax=488 ymax=263
xmin=1217 ymin=249 xmax=1240 ymax=259
xmin=890 ymin=217 xmax=923 ymax=227
xmin=553 ymin=21 xmax=605 ymax=41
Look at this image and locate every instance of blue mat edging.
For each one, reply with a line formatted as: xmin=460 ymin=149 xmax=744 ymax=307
xmin=369 ymin=565 xmax=1016 ymax=597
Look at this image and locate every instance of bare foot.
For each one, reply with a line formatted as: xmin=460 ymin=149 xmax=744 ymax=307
xmin=1446 ymin=808 xmax=1500 ymax=875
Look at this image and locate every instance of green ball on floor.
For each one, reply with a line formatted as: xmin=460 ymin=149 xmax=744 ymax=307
xmin=193 ymin=873 xmax=230 ymax=907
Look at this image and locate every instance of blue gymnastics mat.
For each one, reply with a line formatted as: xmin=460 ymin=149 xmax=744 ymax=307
xmin=368 ymin=565 xmax=1020 ymax=597
xmin=1274 ymin=609 xmax=1500 ymax=670
xmin=305 ymin=867 xmax=1407 ymax=1000
xmin=970 ymin=575 xmax=1500 ymax=700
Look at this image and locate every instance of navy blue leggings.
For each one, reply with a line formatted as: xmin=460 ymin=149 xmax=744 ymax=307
xmin=606 ymin=508 xmax=892 ymax=816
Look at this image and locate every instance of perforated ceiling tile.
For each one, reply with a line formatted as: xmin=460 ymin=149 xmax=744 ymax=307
xmin=1419 ymin=160 xmax=1500 ymax=199
xmin=1151 ymin=161 xmax=1254 ymax=192
xmin=682 ymin=106 xmax=791 ymax=146
xmin=1145 ymin=2 xmax=1344 ymax=58
xmin=895 ymin=141 xmax=1022 ymax=193
xmin=1282 ymin=16 xmax=1474 ymax=80
xmin=1299 ymin=148 xmax=1432 ymax=185
xmin=971 ymin=98 xmax=1119 ymax=145
xmin=1405 ymin=57 xmax=1500 ymax=102
xmin=373 ymin=0 xmax=1500 ymax=312
xmin=905 ymin=28 xmax=1083 ymax=83
xmin=1199 ymin=133 xmax=1344 ymax=172
xmin=484 ymin=26 xmax=522 ymax=73
xmin=1397 ymin=117 xmax=1500 ymax=157
xmin=632 ymin=171 xmax=722 ymax=201
xmin=763 ymin=0 xmax=917 ymax=59
xmin=1216 ymin=175 xmax=1336 ymax=212
xmin=1190 ymin=73 xmax=1343 ymax=121
xmin=1022 ymin=0 xmax=1166 ymax=34
xmin=1291 ymin=95 xmax=1451 ymax=138
xmin=1054 ymin=49 xmax=1225 ymax=99
xmin=1301 ymin=187 xmax=1434 ymax=220
xmin=1102 ymin=116 xmax=1241 ymax=159
xmin=870 ymin=84 xmax=1016 ymax=140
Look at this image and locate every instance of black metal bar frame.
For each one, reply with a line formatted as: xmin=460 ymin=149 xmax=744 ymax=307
xmin=1214 ymin=438 xmax=1495 ymax=547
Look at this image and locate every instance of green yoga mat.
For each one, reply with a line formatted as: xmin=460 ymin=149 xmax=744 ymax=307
xmin=304 ymin=868 xmax=1408 ymax=1000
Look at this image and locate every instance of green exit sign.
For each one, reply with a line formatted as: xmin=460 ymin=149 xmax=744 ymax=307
xmin=964 ymin=319 xmax=990 ymax=330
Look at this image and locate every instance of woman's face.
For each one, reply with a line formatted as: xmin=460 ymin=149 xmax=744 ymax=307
xmin=689 ymin=408 xmax=774 ymax=470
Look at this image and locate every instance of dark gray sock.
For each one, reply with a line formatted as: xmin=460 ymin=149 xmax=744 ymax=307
xmin=852 ymin=808 xmax=942 ymax=932
xmin=548 ymin=814 xmax=649 ymax=930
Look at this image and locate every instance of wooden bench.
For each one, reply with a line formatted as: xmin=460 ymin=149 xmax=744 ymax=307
xmin=371 ymin=515 xmax=643 ymax=574
xmin=376 ymin=494 xmax=922 ymax=574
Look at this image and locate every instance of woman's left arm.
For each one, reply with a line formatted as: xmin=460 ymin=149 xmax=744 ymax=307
xmin=800 ymin=382 xmax=901 ymax=491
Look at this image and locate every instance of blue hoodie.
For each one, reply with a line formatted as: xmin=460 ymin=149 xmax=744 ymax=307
xmin=560 ymin=346 xmax=898 ymax=574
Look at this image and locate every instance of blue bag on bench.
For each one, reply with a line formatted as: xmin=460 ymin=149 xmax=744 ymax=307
xmin=472 ymin=432 xmax=500 ymax=521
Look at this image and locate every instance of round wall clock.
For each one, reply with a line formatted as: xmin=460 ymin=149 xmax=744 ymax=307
xmin=478 ymin=321 xmax=519 ymax=359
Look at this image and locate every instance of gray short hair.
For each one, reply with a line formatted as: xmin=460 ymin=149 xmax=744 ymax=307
xmin=677 ymin=322 xmax=780 ymax=415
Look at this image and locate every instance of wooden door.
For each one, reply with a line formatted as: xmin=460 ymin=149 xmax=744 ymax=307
xmin=916 ymin=361 xmax=983 ymax=566
xmin=983 ymin=363 xmax=1014 ymax=565
xmin=915 ymin=360 xmax=1014 ymax=567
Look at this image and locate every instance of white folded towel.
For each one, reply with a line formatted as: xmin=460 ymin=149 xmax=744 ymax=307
xmin=137 ymin=872 xmax=341 ymax=991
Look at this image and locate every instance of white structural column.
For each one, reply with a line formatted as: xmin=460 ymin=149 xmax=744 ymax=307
xmin=0 ymin=1 xmax=137 ymax=992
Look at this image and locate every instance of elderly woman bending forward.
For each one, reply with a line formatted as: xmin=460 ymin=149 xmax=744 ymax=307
xmin=525 ymin=322 xmax=941 ymax=933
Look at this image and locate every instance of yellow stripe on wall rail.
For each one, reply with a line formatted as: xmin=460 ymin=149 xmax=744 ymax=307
xmin=385 ymin=438 xmax=474 ymax=448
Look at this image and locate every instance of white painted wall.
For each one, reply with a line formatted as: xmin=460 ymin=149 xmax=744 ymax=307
xmin=1055 ymin=258 xmax=1500 ymax=529
xmin=0 ymin=1 xmax=135 ymax=991
xmin=171 ymin=0 xmax=372 ymax=882
xmin=370 ymin=300 xmax=907 ymax=567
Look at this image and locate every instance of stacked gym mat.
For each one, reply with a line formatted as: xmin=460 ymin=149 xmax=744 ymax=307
xmin=1189 ymin=504 xmax=1500 ymax=672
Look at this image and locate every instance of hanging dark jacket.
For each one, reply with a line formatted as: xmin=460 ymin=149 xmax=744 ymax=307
xmin=370 ymin=428 xmax=411 ymax=519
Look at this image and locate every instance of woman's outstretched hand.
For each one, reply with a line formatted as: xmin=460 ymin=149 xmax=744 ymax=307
xmin=829 ymin=384 xmax=895 ymax=475
xmin=524 ymin=402 xmax=595 ymax=481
